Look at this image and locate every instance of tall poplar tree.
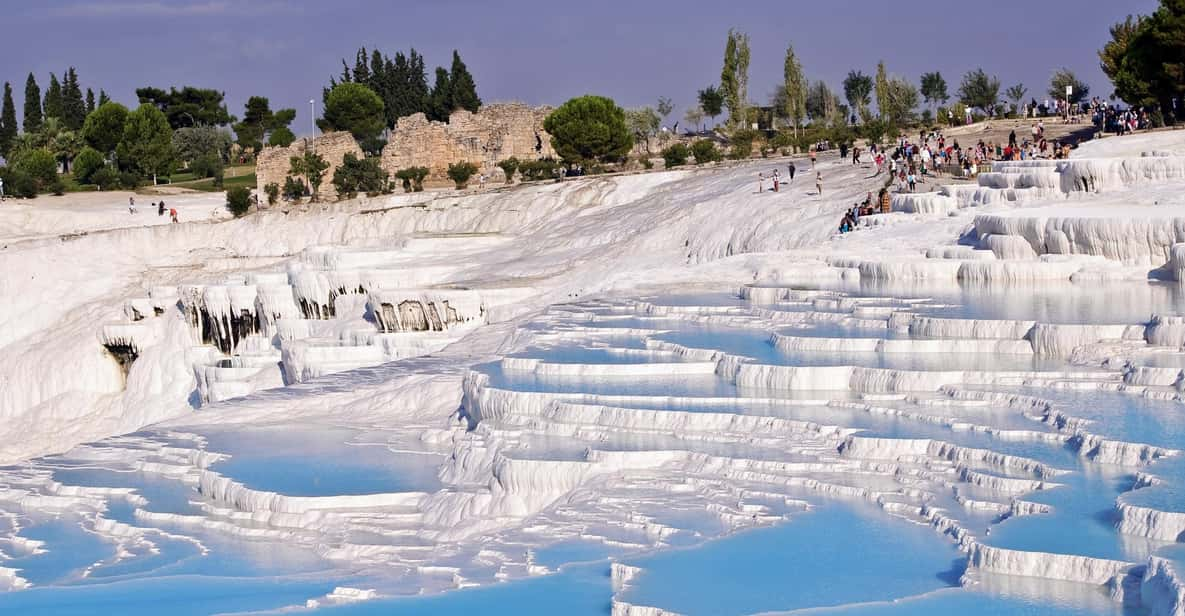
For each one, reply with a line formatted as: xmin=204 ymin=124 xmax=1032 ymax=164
xmin=875 ymin=61 xmax=889 ymax=119
xmin=782 ymin=43 xmax=807 ymax=136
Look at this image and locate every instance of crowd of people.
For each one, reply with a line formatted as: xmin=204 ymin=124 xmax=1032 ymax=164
xmin=127 ymin=196 xmax=178 ymax=222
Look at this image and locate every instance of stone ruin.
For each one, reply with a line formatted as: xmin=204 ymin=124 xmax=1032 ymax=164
xmin=381 ymin=103 xmax=555 ymax=184
xmin=255 ymin=103 xmax=555 ymax=199
xmin=255 ymin=131 xmax=363 ymax=202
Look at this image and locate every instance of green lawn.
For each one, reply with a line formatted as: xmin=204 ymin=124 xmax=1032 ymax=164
xmin=172 ymin=172 xmax=256 ymax=192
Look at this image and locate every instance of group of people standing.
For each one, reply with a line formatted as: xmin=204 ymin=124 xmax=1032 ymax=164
xmin=128 ymin=196 xmax=178 ymax=223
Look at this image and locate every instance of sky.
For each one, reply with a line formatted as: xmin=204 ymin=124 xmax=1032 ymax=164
xmin=0 ymin=0 xmax=1162 ymax=136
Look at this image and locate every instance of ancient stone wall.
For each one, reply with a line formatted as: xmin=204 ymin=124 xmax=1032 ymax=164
xmin=381 ymin=103 xmax=555 ymax=183
xmin=255 ymin=131 xmax=363 ymax=202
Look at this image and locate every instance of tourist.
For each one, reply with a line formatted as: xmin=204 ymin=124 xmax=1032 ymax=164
xmin=815 ymin=171 xmax=822 ymax=196
xmin=479 ymin=174 xmax=487 ymax=189
xmin=169 ymin=208 xmax=178 ymax=223
xmin=907 ymin=172 xmax=917 ymax=193
xmin=128 ymin=196 xmax=137 ymax=214
xmin=788 ymin=162 xmax=796 ymax=182
xmin=773 ymin=170 xmax=780 ymax=192
xmin=0 ymin=177 xmax=5 ymax=201
xmin=809 ymin=148 xmax=817 ymax=168
xmin=758 ymin=173 xmax=765 ymax=193
xmin=158 ymin=201 xmax=165 ymax=216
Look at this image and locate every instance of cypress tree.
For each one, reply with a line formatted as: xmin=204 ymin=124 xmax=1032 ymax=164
xmin=23 ymin=73 xmax=42 ymax=133
xmin=86 ymin=88 xmax=95 ymax=115
xmin=62 ymin=67 xmax=87 ymax=130
xmin=408 ymin=49 xmax=429 ymax=117
xmin=428 ymin=67 xmax=452 ymax=122
xmin=0 ymin=82 xmax=17 ymax=156
xmin=44 ymin=73 xmax=64 ymax=122
xmin=352 ymin=47 xmax=370 ymax=85
xmin=98 ymin=89 xmax=110 ymax=106
xmin=448 ymin=50 xmax=481 ymax=113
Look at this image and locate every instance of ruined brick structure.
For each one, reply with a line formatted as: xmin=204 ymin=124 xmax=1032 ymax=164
xmin=381 ymin=103 xmax=555 ymax=184
xmin=255 ymin=131 xmax=363 ymax=202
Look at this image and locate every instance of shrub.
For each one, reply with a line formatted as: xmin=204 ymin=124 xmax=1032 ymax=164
xmin=332 ymin=153 xmax=388 ymax=199
xmin=73 ymin=147 xmax=106 ymax=184
xmin=447 ymin=161 xmax=479 ymax=189
xmin=861 ymin=119 xmax=889 ymax=146
xmin=226 ymin=186 xmax=251 ymax=217
xmin=640 ymin=157 xmax=653 ymax=170
xmin=264 ymin=182 xmax=280 ymax=206
xmin=920 ymin=109 xmax=934 ymax=126
xmin=282 ymin=175 xmax=307 ymax=201
xmin=119 ymin=172 xmax=141 ymax=189
xmin=394 ymin=168 xmax=415 ymax=192
xmin=518 ymin=158 xmax=561 ymax=181
xmin=661 ymin=143 xmax=690 ymax=168
xmin=935 ymin=106 xmax=949 ymax=125
xmin=690 ymin=140 xmax=722 ymax=164
xmin=0 ymin=166 xmax=37 ymax=198
xmin=90 ymin=166 xmax=119 ymax=191
xmin=13 ymin=148 xmax=58 ymax=192
xmin=497 ymin=157 xmax=519 ymax=184
xmin=189 ymin=154 xmax=224 ymax=179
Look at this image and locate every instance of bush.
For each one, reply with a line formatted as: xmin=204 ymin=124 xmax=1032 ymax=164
xmin=225 ymin=186 xmax=251 ymax=217
xmin=72 ymin=147 xmax=106 ymax=184
xmin=447 ymin=161 xmax=479 ymax=189
xmin=640 ymin=157 xmax=653 ymax=170
xmin=920 ymin=109 xmax=934 ymax=126
xmin=0 ymin=166 xmax=37 ymax=198
xmin=661 ymin=143 xmax=690 ymax=168
xmin=518 ymin=158 xmax=561 ymax=181
xmin=394 ymin=167 xmax=429 ymax=192
xmin=264 ymin=182 xmax=280 ymax=206
xmin=332 ymin=153 xmax=388 ymax=199
xmin=690 ymin=140 xmax=722 ymax=164
xmin=119 ymin=172 xmax=142 ymax=189
xmin=13 ymin=148 xmax=58 ymax=192
xmin=935 ymin=106 xmax=949 ymax=126
xmin=282 ymin=175 xmax=307 ymax=201
xmin=861 ymin=119 xmax=889 ymax=146
xmin=189 ymin=154 xmax=224 ymax=179
xmin=90 ymin=166 xmax=119 ymax=191
xmin=497 ymin=157 xmax=519 ymax=184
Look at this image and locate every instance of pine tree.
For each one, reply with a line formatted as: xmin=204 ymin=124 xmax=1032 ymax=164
xmin=23 ymin=73 xmax=42 ymax=133
xmin=0 ymin=82 xmax=17 ymax=156
xmin=98 ymin=90 xmax=110 ymax=106
xmin=62 ymin=67 xmax=87 ymax=131
xmin=44 ymin=73 xmax=64 ymax=122
xmin=428 ymin=67 xmax=452 ymax=122
xmin=448 ymin=50 xmax=481 ymax=113
xmin=86 ymin=88 xmax=95 ymax=115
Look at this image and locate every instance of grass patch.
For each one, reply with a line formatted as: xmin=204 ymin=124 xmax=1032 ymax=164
xmin=173 ymin=172 xmax=256 ymax=192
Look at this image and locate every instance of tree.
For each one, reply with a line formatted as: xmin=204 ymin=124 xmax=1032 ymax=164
xmin=233 ymin=96 xmax=297 ymax=152
xmin=874 ymin=61 xmax=889 ymax=119
xmin=98 ymin=90 xmax=110 ymax=106
xmin=318 ymin=82 xmax=386 ymax=144
xmin=332 ymin=153 xmax=389 ymax=198
xmin=268 ymin=126 xmax=295 ymax=147
xmin=543 ymin=95 xmax=633 ymax=164
xmin=427 ymin=67 xmax=453 ymax=122
xmin=449 ymin=50 xmax=481 ymax=113
xmin=0 ymin=83 xmax=16 ymax=157
xmin=881 ymin=78 xmax=919 ymax=127
xmin=919 ymin=72 xmax=948 ymax=112
xmin=82 ymin=102 xmax=129 ymax=155
xmin=136 ymin=86 xmax=233 ymax=128
xmin=698 ymin=86 xmax=724 ymax=127
xmin=1100 ymin=15 xmax=1146 ymax=102
xmin=656 ymin=96 xmax=674 ymax=126
xmin=1005 ymin=84 xmax=1028 ymax=114
xmin=23 ymin=73 xmax=42 ymax=134
xmin=289 ymin=151 xmax=329 ymax=201
xmin=691 ymin=139 xmax=722 ymax=164
xmin=806 ymin=81 xmax=840 ymax=123
xmin=720 ymin=29 xmax=751 ymax=128
xmin=116 ymin=103 xmax=176 ymax=181
xmin=624 ymin=107 xmax=661 ymax=154
xmin=1113 ymin=0 xmax=1185 ymax=116
xmin=61 ymin=68 xmax=87 ymax=131
xmin=661 ymin=143 xmax=690 ymax=168
xmin=12 ymin=148 xmax=59 ymax=193
xmin=72 ymin=146 xmax=105 ymax=184
xmin=86 ymin=88 xmax=95 ymax=115
xmin=843 ymin=71 xmax=873 ymax=121
xmin=958 ymin=68 xmax=1001 ymax=113
xmin=683 ymin=106 xmax=706 ymax=133
xmin=173 ymin=125 xmax=232 ymax=166
xmin=1049 ymin=68 xmax=1090 ymax=105
xmin=782 ymin=44 xmax=807 ymax=135
xmin=328 ymin=47 xmax=433 ymax=129
xmin=43 ymin=73 xmax=63 ymax=123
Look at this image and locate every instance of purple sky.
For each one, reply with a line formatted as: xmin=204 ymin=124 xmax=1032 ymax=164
xmin=1 ymin=0 xmax=1160 ymax=135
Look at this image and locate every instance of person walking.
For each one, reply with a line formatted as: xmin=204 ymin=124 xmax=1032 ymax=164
xmin=758 ymin=173 xmax=765 ymax=193
xmin=169 ymin=207 xmax=178 ymax=223
xmin=788 ymin=162 xmax=796 ymax=182
xmin=809 ymin=148 xmax=817 ymax=168
xmin=0 ymin=177 xmax=5 ymax=201
xmin=128 ymin=196 xmax=137 ymax=214
xmin=772 ymin=170 xmax=780 ymax=192
xmin=158 ymin=201 xmax=165 ymax=216
xmin=815 ymin=171 xmax=823 ymax=196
